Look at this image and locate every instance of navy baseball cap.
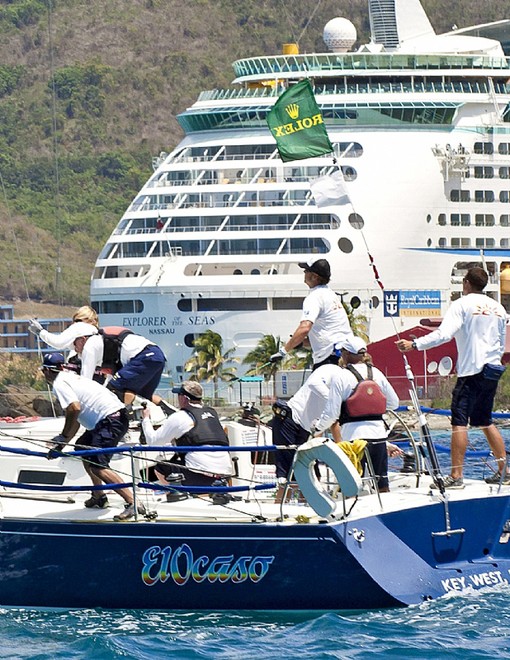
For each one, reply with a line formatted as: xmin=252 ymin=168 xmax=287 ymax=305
xmin=41 ymin=352 xmax=65 ymax=371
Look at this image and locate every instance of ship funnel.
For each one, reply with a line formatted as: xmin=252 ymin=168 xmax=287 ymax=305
xmin=369 ymin=0 xmax=435 ymax=50
xmin=282 ymin=43 xmax=299 ymax=55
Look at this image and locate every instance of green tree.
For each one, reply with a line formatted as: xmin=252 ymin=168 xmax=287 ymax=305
xmin=243 ymin=334 xmax=282 ymax=397
xmin=184 ymin=330 xmax=238 ymax=403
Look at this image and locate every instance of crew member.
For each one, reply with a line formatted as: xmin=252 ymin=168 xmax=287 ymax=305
xmin=141 ymin=380 xmax=233 ymax=487
xmin=270 ymin=258 xmax=354 ymax=370
xmin=72 ymin=325 xmax=167 ymax=409
xmin=397 ymin=266 xmax=507 ymax=488
xmin=41 ymin=352 xmax=145 ymax=521
xmin=271 ymin=362 xmax=342 ymax=481
xmin=314 ymin=337 xmax=400 ymax=492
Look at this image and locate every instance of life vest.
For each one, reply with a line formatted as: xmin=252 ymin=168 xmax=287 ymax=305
xmin=340 ymin=363 xmax=387 ymax=424
xmin=176 ymin=406 xmax=229 ymax=447
xmin=98 ymin=326 xmax=134 ymax=372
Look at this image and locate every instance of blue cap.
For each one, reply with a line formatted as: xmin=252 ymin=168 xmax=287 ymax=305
xmin=41 ymin=352 xmax=65 ymax=371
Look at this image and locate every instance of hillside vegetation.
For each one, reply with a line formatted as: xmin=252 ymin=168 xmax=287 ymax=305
xmin=0 ymin=0 xmax=508 ymax=306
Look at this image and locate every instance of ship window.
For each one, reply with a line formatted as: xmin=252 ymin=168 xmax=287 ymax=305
xmin=476 ymin=238 xmax=495 ymax=248
xmin=499 ymin=143 xmax=510 ymax=155
xmin=438 ymin=238 xmax=447 ymax=247
xmin=177 ymin=299 xmax=192 ymax=312
xmin=450 ymin=214 xmax=470 ymax=226
xmin=501 ymin=215 xmax=510 ymax=226
xmin=474 ymin=142 xmax=494 ymax=155
xmin=500 ymin=191 xmax=510 ymax=203
xmin=475 ymin=190 xmax=494 ymax=203
xmin=197 ymin=298 xmax=267 ymax=311
xmin=500 ymin=167 xmax=510 ymax=179
xmin=450 ymin=190 xmax=470 ymax=202
xmin=335 ymin=142 xmax=363 ymax=157
xmin=184 ymin=334 xmax=198 ymax=348
xmin=371 ymin=296 xmax=380 ymax=309
xmin=233 ymin=269 xmax=243 ymax=275
xmin=251 ymin=269 xmax=260 ymax=275
xmin=475 ymin=214 xmax=495 ymax=227
xmin=350 ymin=296 xmax=361 ymax=309
xmin=95 ymin=300 xmax=144 ymax=314
xmin=501 ymin=239 xmax=510 ymax=248
xmin=18 ymin=470 xmax=66 ymax=485
xmin=341 ymin=166 xmax=357 ymax=181
xmin=338 ymin=238 xmax=353 ymax=253
xmin=452 ymin=238 xmax=471 ymax=247
xmin=474 ymin=166 xmax=493 ymax=179
xmin=438 ymin=214 xmax=446 ymax=226
xmin=348 ymin=213 xmax=364 ymax=230
xmin=273 ymin=297 xmax=305 ymax=310
xmin=426 ymin=214 xmax=431 ymax=223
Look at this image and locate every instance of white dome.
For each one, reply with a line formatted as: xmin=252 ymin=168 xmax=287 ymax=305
xmin=323 ymin=17 xmax=357 ymax=53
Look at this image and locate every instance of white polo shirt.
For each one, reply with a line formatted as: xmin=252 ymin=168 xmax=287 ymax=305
xmin=301 ymin=285 xmax=353 ymax=363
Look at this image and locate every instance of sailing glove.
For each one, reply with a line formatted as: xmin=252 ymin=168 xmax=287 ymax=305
xmin=28 ymin=318 xmax=43 ymax=336
xmin=269 ymin=347 xmax=287 ymax=363
xmin=47 ymin=434 xmax=67 ymax=460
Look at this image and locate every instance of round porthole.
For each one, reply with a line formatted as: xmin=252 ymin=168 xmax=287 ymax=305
xmin=348 ymin=213 xmax=364 ymax=230
xmin=350 ymin=296 xmax=361 ymax=309
xmin=338 ymin=237 xmax=353 ymax=253
xmin=371 ymin=296 xmax=379 ymax=309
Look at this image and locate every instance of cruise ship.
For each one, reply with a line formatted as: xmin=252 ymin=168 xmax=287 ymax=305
xmin=90 ymin=0 xmax=510 ymax=382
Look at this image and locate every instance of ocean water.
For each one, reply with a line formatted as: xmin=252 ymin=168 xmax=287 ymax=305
xmin=4 ymin=429 xmax=510 ymax=659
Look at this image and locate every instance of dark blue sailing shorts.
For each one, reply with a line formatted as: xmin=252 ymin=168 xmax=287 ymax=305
xmin=451 ymin=372 xmax=499 ymax=427
xmin=77 ymin=408 xmax=129 ymax=468
xmin=108 ymin=345 xmax=166 ymax=399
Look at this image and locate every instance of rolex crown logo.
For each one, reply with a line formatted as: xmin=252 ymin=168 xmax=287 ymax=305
xmin=285 ymin=103 xmax=299 ymax=120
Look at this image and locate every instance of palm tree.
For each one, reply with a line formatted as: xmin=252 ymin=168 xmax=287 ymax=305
xmin=243 ymin=334 xmax=282 ymax=398
xmin=184 ymin=330 xmax=239 ymax=403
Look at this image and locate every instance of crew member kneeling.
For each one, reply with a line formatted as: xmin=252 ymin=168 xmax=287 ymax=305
xmin=141 ymin=381 xmax=233 ymax=487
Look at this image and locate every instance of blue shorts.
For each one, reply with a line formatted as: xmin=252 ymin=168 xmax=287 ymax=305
xmin=272 ymin=406 xmax=310 ymax=479
xmin=108 ymin=345 xmax=166 ymax=399
xmin=451 ymin=372 xmax=499 ymax=427
xmin=77 ymin=409 xmax=129 ymax=468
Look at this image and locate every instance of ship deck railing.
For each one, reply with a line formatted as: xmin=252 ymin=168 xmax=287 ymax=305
xmin=198 ymin=79 xmax=509 ymax=104
xmin=231 ymin=52 xmax=510 ymax=79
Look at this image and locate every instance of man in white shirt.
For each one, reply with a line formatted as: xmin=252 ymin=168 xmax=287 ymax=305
xmin=271 ymin=363 xmax=342 ymax=480
xmin=73 ymin=326 xmax=166 ymax=408
xmin=269 ymin=258 xmax=354 ymax=370
xmin=41 ymin=352 xmax=144 ymax=521
xmin=141 ymin=380 xmax=232 ymax=487
xmin=315 ymin=337 xmax=400 ymax=492
xmin=397 ymin=267 xmax=508 ymax=489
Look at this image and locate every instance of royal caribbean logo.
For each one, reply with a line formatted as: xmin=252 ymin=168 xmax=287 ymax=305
xmin=141 ymin=544 xmax=275 ymax=587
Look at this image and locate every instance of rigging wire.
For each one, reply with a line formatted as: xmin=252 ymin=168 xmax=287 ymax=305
xmin=46 ymin=0 xmax=63 ymax=306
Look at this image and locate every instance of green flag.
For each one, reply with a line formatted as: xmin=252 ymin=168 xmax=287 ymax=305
xmin=266 ymin=79 xmax=333 ymax=162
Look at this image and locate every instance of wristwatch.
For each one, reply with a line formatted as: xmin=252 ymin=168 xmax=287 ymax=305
xmin=411 ymin=341 xmax=417 ymax=350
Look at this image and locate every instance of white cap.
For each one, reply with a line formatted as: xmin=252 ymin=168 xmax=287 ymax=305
xmin=72 ymin=322 xmax=98 ymax=338
xmin=341 ymin=336 xmax=367 ymax=354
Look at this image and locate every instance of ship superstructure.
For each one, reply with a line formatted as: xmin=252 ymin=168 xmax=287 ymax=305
xmin=90 ymin=0 xmax=510 ymax=381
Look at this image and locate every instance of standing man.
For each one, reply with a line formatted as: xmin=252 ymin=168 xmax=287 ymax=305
xmin=270 ymin=258 xmax=354 ymax=370
xmin=314 ymin=337 xmax=400 ymax=492
xmin=396 ymin=267 xmax=508 ymax=488
xmin=141 ymin=381 xmax=233 ymax=487
xmin=41 ymin=352 xmax=145 ymax=521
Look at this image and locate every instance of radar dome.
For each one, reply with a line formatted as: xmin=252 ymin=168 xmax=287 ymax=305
xmin=323 ymin=17 xmax=357 ymax=53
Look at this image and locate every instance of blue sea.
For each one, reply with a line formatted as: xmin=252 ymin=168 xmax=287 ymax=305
xmin=4 ymin=429 xmax=510 ymax=659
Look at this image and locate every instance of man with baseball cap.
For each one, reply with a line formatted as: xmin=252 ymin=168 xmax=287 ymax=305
xmin=40 ymin=352 xmax=146 ymax=521
xmin=141 ymin=380 xmax=233 ymax=487
xmin=270 ymin=257 xmax=354 ymax=370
